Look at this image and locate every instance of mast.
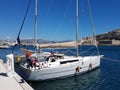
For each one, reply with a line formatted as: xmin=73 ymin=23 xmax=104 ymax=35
xmin=76 ymin=0 xmax=79 ymax=57
xmin=34 ymin=0 xmax=38 ymax=51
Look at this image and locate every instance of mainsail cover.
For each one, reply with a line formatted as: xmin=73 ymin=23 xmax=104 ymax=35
xmin=39 ymin=42 xmax=77 ymax=48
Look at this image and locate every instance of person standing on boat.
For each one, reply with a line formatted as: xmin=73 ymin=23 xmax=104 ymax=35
xmin=25 ymin=51 xmax=32 ymax=68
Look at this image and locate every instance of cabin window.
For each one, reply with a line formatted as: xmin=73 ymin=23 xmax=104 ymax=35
xmin=60 ymin=59 xmax=79 ymax=64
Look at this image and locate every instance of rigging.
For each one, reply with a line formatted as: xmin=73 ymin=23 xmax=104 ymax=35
xmin=88 ymin=0 xmax=100 ymax=55
xmin=12 ymin=0 xmax=32 ymax=53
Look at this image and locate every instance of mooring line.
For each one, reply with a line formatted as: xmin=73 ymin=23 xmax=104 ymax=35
xmin=103 ymin=57 xmax=120 ymax=63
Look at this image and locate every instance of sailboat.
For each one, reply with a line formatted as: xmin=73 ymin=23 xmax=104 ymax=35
xmin=16 ymin=0 xmax=103 ymax=81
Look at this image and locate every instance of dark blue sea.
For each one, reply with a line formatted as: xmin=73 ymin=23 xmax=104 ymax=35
xmin=0 ymin=45 xmax=120 ymax=90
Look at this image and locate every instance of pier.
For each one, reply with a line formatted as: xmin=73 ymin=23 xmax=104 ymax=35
xmin=0 ymin=58 xmax=34 ymax=90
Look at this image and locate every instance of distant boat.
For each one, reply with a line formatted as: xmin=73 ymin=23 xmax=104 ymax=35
xmin=0 ymin=45 xmax=10 ymax=49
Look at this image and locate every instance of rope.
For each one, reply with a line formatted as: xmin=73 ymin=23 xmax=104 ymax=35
xmin=103 ymin=57 xmax=120 ymax=63
xmin=64 ymin=46 xmax=97 ymax=56
xmin=88 ymin=0 xmax=100 ymax=55
xmin=63 ymin=0 xmax=73 ymax=19
xmin=80 ymin=0 xmax=84 ymax=16
xmin=79 ymin=46 xmax=94 ymax=55
xmin=45 ymin=0 xmax=53 ymax=19
xmin=67 ymin=49 xmax=76 ymax=55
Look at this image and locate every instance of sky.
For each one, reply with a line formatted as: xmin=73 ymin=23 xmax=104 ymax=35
xmin=0 ymin=0 xmax=120 ymax=41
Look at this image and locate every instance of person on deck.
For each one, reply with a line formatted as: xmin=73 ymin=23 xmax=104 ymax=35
xmin=25 ymin=51 xmax=32 ymax=68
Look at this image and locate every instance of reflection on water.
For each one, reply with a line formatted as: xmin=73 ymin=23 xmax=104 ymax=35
xmin=31 ymin=68 xmax=101 ymax=90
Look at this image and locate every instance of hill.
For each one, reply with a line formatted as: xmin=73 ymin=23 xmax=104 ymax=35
xmin=96 ymin=29 xmax=120 ymax=40
xmin=0 ymin=29 xmax=120 ymax=46
xmin=81 ymin=29 xmax=120 ymax=45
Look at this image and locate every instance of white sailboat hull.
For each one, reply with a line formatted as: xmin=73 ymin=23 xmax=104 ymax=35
xmin=18 ymin=55 xmax=102 ymax=81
